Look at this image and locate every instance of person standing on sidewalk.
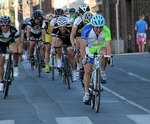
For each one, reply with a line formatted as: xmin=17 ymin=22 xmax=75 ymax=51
xmin=135 ymin=14 xmax=148 ymax=54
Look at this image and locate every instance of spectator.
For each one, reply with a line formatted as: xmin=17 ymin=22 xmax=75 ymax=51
xmin=135 ymin=14 xmax=148 ymax=54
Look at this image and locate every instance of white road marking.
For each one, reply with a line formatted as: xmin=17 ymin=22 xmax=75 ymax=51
xmin=56 ymin=116 xmax=93 ymax=124
xmin=117 ymin=68 xmax=150 ymax=83
xmin=127 ymin=114 xmax=150 ymax=124
xmin=103 ymin=86 xmax=150 ymax=114
xmin=0 ymin=120 xmax=15 ymax=124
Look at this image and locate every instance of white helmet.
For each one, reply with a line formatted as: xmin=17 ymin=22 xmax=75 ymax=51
xmin=82 ymin=11 xmax=93 ymax=23
xmin=78 ymin=4 xmax=90 ymax=14
xmin=57 ymin=16 xmax=68 ymax=27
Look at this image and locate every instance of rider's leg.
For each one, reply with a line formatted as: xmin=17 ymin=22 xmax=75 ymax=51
xmin=9 ymin=43 xmax=18 ymax=66
xmin=29 ymin=40 xmax=36 ymax=57
xmin=99 ymin=47 xmax=107 ymax=83
xmin=68 ymin=48 xmax=76 ymax=81
xmin=56 ymin=39 xmax=62 ymax=68
xmin=9 ymin=43 xmax=19 ymax=77
xmin=45 ymin=44 xmax=51 ymax=72
xmin=0 ymin=56 xmax=5 ymax=82
xmin=83 ymin=63 xmax=92 ymax=103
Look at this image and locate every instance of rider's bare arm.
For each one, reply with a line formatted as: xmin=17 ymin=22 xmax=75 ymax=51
xmin=42 ymin=29 xmax=46 ymax=42
xmin=70 ymin=27 xmax=77 ymax=46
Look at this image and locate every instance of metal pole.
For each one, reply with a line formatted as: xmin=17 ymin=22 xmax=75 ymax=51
xmin=15 ymin=0 xmax=19 ymax=31
xmin=30 ymin=0 xmax=33 ymax=16
xmin=39 ymin=0 xmax=42 ymax=9
xmin=67 ymin=0 xmax=69 ymax=8
xmin=116 ymin=0 xmax=120 ymax=53
xmin=22 ymin=0 xmax=24 ymax=20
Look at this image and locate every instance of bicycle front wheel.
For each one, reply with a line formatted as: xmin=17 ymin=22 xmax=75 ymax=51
xmin=4 ymin=60 xmax=11 ymax=99
xmin=37 ymin=50 xmax=42 ymax=77
xmin=94 ymin=68 xmax=101 ymax=113
xmin=64 ymin=58 xmax=70 ymax=89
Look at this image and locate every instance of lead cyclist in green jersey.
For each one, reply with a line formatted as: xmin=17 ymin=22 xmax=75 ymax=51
xmin=81 ymin=14 xmax=113 ymax=104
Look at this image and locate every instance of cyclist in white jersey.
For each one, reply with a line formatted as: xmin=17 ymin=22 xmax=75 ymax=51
xmin=70 ymin=4 xmax=90 ymax=78
xmin=81 ymin=14 xmax=113 ymax=104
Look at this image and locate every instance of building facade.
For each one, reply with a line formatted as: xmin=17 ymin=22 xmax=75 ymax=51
xmin=93 ymin=0 xmax=150 ymax=53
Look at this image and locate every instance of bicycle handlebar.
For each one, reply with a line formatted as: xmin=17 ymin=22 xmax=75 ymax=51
xmin=86 ymin=54 xmax=113 ymax=65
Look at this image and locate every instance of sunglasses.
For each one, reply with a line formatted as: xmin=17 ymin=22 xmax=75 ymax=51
xmin=34 ymin=17 xmax=41 ymax=20
xmin=1 ymin=25 xmax=10 ymax=27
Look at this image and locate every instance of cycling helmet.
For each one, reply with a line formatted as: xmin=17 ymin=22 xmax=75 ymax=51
xmin=46 ymin=13 xmax=54 ymax=22
xmin=1 ymin=15 xmax=11 ymax=25
xmin=91 ymin=14 xmax=105 ymax=27
xmin=24 ymin=17 xmax=31 ymax=24
xmin=57 ymin=16 xmax=67 ymax=27
xmin=65 ymin=8 xmax=69 ymax=14
xmin=69 ymin=8 xmax=76 ymax=13
xmin=78 ymin=4 xmax=90 ymax=14
xmin=33 ymin=11 xmax=42 ymax=20
xmin=82 ymin=11 xmax=93 ymax=24
xmin=36 ymin=9 xmax=44 ymax=16
xmin=55 ymin=8 xmax=64 ymax=16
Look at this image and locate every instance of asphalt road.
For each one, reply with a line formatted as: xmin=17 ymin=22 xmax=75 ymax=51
xmin=0 ymin=53 xmax=150 ymax=124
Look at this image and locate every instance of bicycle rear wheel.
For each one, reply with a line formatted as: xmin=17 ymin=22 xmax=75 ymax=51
xmin=94 ymin=69 xmax=101 ymax=113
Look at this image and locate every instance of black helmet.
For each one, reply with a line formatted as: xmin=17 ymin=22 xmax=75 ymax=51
xmin=1 ymin=15 xmax=11 ymax=25
xmin=33 ymin=11 xmax=42 ymax=20
xmin=69 ymin=8 xmax=76 ymax=13
xmin=78 ymin=4 xmax=90 ymax=14
xmin=55 ymin=8 xmax=64 ymax=16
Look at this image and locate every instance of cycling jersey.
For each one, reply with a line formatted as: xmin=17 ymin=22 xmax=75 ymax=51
xmin=0 ymin=26 xmax=20 ymax=52
xmin=42 ymin=21 xmax=51 ymax=43
xmin=81 ymin=24 xmax=111 ymax=49
xmin=27 ymin=18 xmax=45 ymax=39
xmin=73 ymin=16 xmax=82 ymax=28
xmin=27 ymin=18 xmax=45 ymax=34
xmin=76 ymin=21 xmax=85 ymax=37
xmin=52 ymin=24 xmax=72 ymax=46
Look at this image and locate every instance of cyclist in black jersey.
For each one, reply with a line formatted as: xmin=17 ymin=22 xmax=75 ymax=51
xmin=52 ymin=16 xmax=77 ymax=81
xmin=0 ymin=15 xmax=23 ymax=91
xmin=27 ymin=10 xmax=46 ymax=67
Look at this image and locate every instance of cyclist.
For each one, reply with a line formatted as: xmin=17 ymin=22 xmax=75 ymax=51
xmin=50 ymin=8 xmax=70 ymax=38
xmin=36 ymin=9 xmax=47 ymax=21
xmin=76 ymin=11 xmax=93 ymax=79
xmin=69 ymin=8 xmax=77 ymax=24
xmin=81 ymin=14 xmax=113 ymax=104
xmin=21 ymin=17 xmax=31 ymax=60
xmin=42 ymin=13 xmax=54 ymax=73
xmin=70 ymin=4 xmax=90 ymax=77
xmin=27 ymin=10 xmax=45 ymax=67
xmin=0 ymin=15 xmax=23 ymax=91
xmin=64 ymin=8 xmax=70 ymax=18
xmin=51 ymin=16 xmax=77 ymax=81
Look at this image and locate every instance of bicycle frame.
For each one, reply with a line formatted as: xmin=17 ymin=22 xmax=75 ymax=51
xmin=87 ymin=53 xmax=113 ymax=113
xmin=30 ymin=39 xmax=42 ymax=77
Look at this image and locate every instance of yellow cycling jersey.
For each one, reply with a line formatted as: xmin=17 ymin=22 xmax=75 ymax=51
xmin=43 ymin=21 xmax=51 ymax=43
